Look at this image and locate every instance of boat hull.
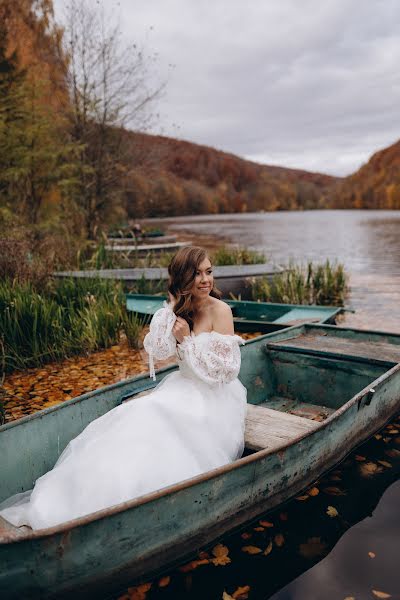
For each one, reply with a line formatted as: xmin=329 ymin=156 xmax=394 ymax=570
xmin=1 ymin=327 xmax=400 ymax=598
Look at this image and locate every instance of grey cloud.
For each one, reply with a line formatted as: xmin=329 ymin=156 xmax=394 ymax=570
xmin=54 ymin=0 xmax=400 ymax=175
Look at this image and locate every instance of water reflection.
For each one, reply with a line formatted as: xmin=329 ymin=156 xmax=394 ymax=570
xmin=116 ymin=415 xmax=400 ymax=600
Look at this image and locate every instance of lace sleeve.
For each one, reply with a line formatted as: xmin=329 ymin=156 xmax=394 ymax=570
xmin=143 ymin=302 xmax=177 ymax=380
xmin=180 ymin=332 xmax=244 ymax=385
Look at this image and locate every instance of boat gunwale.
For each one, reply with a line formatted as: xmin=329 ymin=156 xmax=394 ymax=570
xmin=2 ymin=330 xmax=399 ymax=544
xmin=125 ymin=293 xmax=343 ymax=315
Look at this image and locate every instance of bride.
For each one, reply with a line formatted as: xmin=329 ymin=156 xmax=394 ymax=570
xmin=0 ymin=246 xmax=247 ymax=530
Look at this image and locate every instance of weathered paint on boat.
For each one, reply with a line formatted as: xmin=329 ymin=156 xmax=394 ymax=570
xmin=54 ymin=263 xmax=285 ymax=298
xmin=1 ymin=324 xmax=400 ymax=598
xmin=126 ymin=293 xmax=344 ymax=333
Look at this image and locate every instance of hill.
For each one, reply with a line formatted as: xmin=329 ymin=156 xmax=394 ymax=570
xmin=120 ymin=131 xmax=339 ymax=217
xmin=332 ymin=139 xmax=400 ymax=209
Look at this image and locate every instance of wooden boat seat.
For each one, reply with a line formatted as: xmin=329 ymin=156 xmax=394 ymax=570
xmin=244 ymin=404 xmax=319 ymax=452
xmin=266 ymin=333 xmax=400 ymax=365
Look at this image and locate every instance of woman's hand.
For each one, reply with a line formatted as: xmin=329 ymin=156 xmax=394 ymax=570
xmin=172 ymin=316 xmax=190 ymax=343
xmin=168 ymin=291 xmax=175 ymax=306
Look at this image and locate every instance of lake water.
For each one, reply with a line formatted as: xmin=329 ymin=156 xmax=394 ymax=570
xmin=156 ymin=209 xmax=400 ymax=332
xmin=129 ymin=210 xmax=400 ymax=600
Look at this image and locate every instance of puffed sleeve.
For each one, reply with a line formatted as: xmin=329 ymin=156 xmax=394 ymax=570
xmin=179 ymin=332 xmax=244 ymax=385
xmin=143 ymin=302 xmax=177 ymax=380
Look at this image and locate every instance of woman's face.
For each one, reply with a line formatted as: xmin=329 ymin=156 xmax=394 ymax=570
xmin=191 ymin=257 xmax=214 ymax=300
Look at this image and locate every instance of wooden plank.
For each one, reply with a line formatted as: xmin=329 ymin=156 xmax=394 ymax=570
xmin=260 ymin=398 xmax=335 ymax=421
xmin=267 ymin=333 xmax=400 ymax=364
xmin=244 ymin=404 xmax=319 ymax=452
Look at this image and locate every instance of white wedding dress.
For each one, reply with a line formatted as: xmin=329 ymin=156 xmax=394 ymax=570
xmin=0 ymin=302 xmax=247 ymax=530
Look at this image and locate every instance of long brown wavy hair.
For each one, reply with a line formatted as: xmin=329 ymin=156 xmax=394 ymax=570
xmin=168 ymin=246 xmax=221 ymax=330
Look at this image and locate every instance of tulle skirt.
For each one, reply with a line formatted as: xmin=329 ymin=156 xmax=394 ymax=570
xmin=0 ymin=370 xmax=247 ymax=530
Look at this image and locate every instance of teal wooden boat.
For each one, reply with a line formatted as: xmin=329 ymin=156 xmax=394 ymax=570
xmin=126 ymin=293 xmax=345 ymax=333
xmin=1 ymin=324 xmax=400 ymax=598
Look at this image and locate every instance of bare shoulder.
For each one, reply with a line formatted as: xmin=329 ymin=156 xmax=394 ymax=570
xmin=208 ymin=297 xmax=232 ymax=315
xmin=208 ymin=298 xmax=234 ymax=334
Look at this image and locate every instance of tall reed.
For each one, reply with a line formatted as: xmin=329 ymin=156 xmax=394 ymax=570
xmin=0 ymin=278 xmax=145 ymax=373
xmin=211 ymin=245 xmax=266 ymax=266
xmin=250 ymin=260 xmax=348 ymax=306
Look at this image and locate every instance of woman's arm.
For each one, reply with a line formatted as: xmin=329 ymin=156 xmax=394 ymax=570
xmin=143 ymin=303 xmax=177 ymax=380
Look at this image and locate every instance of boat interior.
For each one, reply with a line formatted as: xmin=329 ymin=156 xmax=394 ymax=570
xmin=242 ymin=324 xmax=400 ymax=453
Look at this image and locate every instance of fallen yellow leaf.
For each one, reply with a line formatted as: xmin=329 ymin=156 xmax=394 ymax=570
xmin=263 ymin=540 xmax=273 ymax=556
xmin=355 ymin=454 xmax=366 ymax=461
xmin=323 ymin=486 xmax=346 ymax=496
xmin=372 ymin=590 xmax=391 ymax=599
xmin=385 ymin=448 xmax=400 ymax=458
xmin=259 ymin=520 xmax=274 ymax=527
xmin=126 ymin=583 xmax=151 ymax=600
xmin=242 ymin=545 xmax=262 ymax=555
xmin=295 ymin=495 xmax=309 ymax=501
xmin=308 ymin=486 xmax=319 ymax=496
xmin=158 ymin=576 xmax=170 ymax=588
xmin=359 ymin=462 xmax=384 ymax=477
xmin=253 ymin=526 xmax=264 ymax=532
xmin=377 ymin=460 xmax=392 ymax=468
xmin=212 ymin=543 xmax=231 ymax=566
xmin=222 ymin=591 xmax=234 ymax=600
xmin=326 ymin=505 xmax=338 ymax=517
xmin=232 ymin=585 xmax=251 ymax=599
xmin=179 ymin=558 xmax=210 ymax=572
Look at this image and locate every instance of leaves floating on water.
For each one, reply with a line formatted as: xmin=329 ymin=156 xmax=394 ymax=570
xmin=307 ymin=486 xmax=320 ymax=496
xmin=355 ymin=454 xmax=366 ymax=461
xmin=223 ymin=588 xmax=251 ymax=600
xmin=359 ymin=461 xmax=384 ymax=477
xmin=322 ymin=486 xmax=347 ymax=496
xmin=242 ymin=545 xmax=262 ymax=555
xmin=211 ymin=544 xmax=231 ymax=566
xmin=377 ymin=460 xmax=392 ymax=468
xmin=259 ymin=519 xmax=274 ymax=527
xmin=326 ymin=506 xmax=339 ymax=518
xmin=263 ymin=540 xmax=273 ymax=556
xmin=123 ymin=582 xmax=151 ymax=600
xmin=385 ymin=448 xmax=400 ymax=458
xmin=179 ymin=558 xmax=210 ymax=573
xmin=372 ymin=590 xmax=392 ymax=598
xmin=299 ymin=536 xmax=328 ymax=559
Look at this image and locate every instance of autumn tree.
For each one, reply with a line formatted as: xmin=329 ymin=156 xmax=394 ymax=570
xmin=62 ymin=0 xmax=163 ymax=238
xmin=0 ymin=1 xmax=80 ymax=224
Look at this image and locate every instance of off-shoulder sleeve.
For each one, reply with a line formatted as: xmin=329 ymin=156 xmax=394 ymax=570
xmin=180 ymin=332 xmax=244 ymax=385
xmin=143 ymin=302 xmax=177 ymax=380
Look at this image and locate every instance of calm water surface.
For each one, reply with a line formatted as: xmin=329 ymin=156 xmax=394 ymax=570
xmin=129 ymin=211 xmax=400 ymax=600
xmin=160 ymin=210 xmax=400 ymax=332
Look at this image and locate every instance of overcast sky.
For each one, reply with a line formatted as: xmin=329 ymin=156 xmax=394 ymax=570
xmin=54 ymin=0 xmax=400 ymax=176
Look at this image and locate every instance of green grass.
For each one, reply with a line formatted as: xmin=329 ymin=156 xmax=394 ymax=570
xmin=250 ymin=260 xmax=348 ymax=306
xmin=0 ymin=278 xmax=146 ymax=374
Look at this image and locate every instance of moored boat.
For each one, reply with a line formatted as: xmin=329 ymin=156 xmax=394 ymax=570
xmin=126 ymin=293 xmax=345 ymax=333
xmin=1 ymin=324 xmax=400 ymax=598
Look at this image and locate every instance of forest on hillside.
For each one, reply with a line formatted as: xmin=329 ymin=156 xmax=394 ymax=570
xmin=1 ymin=0 xmax=400 ymax=257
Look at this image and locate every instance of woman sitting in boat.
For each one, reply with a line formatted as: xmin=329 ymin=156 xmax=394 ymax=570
xmin=0 ymin=246 xmax=247 ymax=530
